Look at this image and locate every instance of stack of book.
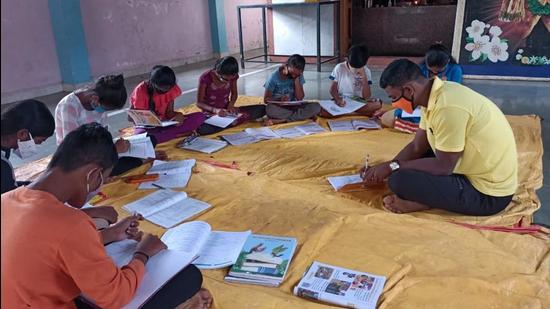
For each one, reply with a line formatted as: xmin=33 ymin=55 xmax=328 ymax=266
xmin=225 ymin=234 xmax=297 ymax=287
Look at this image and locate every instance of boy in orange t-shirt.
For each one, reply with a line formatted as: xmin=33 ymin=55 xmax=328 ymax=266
xmin=1 ymin=123 xmax=212 ymax=309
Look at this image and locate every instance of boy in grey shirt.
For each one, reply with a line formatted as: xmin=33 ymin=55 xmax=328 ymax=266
xmin=263 ymin=54 xmax=320 ymax=125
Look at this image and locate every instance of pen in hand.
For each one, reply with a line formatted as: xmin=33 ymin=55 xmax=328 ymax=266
xmin=361 ymin=154 xmax=370 ymax=179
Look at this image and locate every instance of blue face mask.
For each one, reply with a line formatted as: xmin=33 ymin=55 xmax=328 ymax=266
xmin=91 ymin=101 xmax=106 ymax=113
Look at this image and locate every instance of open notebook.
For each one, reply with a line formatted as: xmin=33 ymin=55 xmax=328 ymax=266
xmin=319 ymin=98 xmax=365 ymax=116
xmin=123 ymin=189 xmax=211 ymax=228
xmin=178 ymin=137 xmax=228 ymax=154
xmin=104 ymin=240 xmax=195 ymax=309
xmin=161 ymin=221 xmax=252 ymax=269
xmin=117 ymin=133 xmax=156 ymax=159
xmin=138 ymin=160 xmax=195 ymax=189
xmin=328 ymin=119 xmax=381 ymax=132
xmin=221 ymin=122 xmax=327 ymax=146
xmin=327 ymin=174 xmax=363 ymax=191
xmin=204 ymin=114 xmax=241 ymax=128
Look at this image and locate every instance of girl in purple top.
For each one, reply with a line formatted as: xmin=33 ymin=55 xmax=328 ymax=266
xmin=196 ymin=57 xmax=266 ymax=135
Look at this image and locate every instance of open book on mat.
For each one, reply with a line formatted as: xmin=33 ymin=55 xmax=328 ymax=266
xmin=319 ymin=97 xmax=367 ymax=116
xmin=294 ymin=261 xmax=386 ymax=309
xmin=203 ymin=114 xmax=242 ymax=128
xmin=127 ymin=109 xmax=179 ymax=127
xmin=225 ymin=234 xmax=297 ymax=287
xmin=118 ymin=133 xmax=155 ymax=159
xmin=161 ymin=221 xmax=252 ymax=269
xmin=138 ymin=159 xmax=195 ymax=189
xmin=328 ymin=119 xmax=381 ymax=132
xmin=178 ymin=137 xmax=228 ymax=154
xmin=104 ymin=239 xmax=195 ymax=309
xmin=327 ymin=174 xmax=363 ymax=191
xmin=123 ymin=189 xmax=210 ymax=228
xmin=221 ymin=122 xmax=327 ymax=146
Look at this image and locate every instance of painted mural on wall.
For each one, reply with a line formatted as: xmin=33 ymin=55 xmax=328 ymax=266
xmin=458 ymin=0 xmax=550 ymax=77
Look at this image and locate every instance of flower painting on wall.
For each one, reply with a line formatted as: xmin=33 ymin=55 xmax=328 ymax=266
xmin=458 ymin=0 xmax=550 ymax=78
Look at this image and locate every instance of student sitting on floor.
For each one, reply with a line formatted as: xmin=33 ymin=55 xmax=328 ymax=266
xmin=1 ymin=100 xmax=54 ymax=194
xmin=55 ymin=74 xmax=162 ymax=176
xmin=196 ymin=56 xmax=266 ymax=135
xmin=263 ymin=54 xmax=321 ymax=125
xmin=380 ymin=43 xmax=463 ymax=133
xmin=1 ymin=123 xmax=213 ymax=309
xmin=361 ymin=59 xmax=516 ymax=216
xmin=321 ymin=44 xmax=382 ymax=117
xmin=130 ymin=65 xmax=205 ymax=143
xmin=419 ymin=43 xmax=463 ymax=83
xmin=2 ymin=100 xmax=130 ymax=225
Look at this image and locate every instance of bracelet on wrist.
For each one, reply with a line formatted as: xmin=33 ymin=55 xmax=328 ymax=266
xmin=134 ymin=251 xmax=149 ymax=264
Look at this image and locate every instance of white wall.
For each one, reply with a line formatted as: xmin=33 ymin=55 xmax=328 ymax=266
xmin=272 ymin=0 xmax=335 ymax=56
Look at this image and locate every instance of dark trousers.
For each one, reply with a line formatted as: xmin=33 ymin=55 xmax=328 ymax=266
xmin=75 ymin=264 xmax=203 ymax=309
xmin=388 ymin=169 xmax=513 ymax=216
xmin=197 ymin=104 xmax=266 ymax=135
xmin=110 ymin=134 xmax=158 ymax=177
xmin=141 ymin=264 xmax=202 ymax=308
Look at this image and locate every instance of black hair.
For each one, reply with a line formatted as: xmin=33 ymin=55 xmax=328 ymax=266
xmin=347 ymin=44 xmax=370 ymax=68
xmin=93 ymin=74 xmax=127 ymax=110
xmin=48 ymin=122 xmax=118 ymax=172
xmin=379 ymin=59 xmax=424 ymax=88
xmin=424 ymin=43 xmax=457 ymax=67
xmin=1 ymin=99 xmax=55 ymax=138
xmin=287 ymin=54 xmax=306 ymax=71
xmin=147 ymin=65 xmax=176 ymax=112
xmin=215 ymin=56 xmax=239 ymax=75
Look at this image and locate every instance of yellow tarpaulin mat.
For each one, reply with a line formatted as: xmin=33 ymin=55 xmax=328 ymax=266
xmin=15 ymin=96 xmax=549 ymax=308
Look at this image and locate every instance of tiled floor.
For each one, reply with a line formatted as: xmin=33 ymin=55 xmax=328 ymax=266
xmin=3 ymin=58 xmax=548 ymax=225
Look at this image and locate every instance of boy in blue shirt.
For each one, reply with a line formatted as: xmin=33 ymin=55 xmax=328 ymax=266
xmin=263 ymin=54 xmax=320 ymax=125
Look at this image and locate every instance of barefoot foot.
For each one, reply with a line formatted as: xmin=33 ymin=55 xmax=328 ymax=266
xmin=383 ymin=194 xmax=430 ymax=214
xmin=176 ymin=288 xmax=213 ymax=309
xmin=262 ymin=118 xmax=286 ymax=126
xmin=155 ymin=150 xmax=168 ymax=161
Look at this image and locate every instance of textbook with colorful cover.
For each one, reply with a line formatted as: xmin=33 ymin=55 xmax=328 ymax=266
xmin=225 ymin=234 xmax=297 ymax=287
xmin=127 ymin=109 xmax=178 ymax=127
xmin=294 ymin=261 xmax=386 ymax=309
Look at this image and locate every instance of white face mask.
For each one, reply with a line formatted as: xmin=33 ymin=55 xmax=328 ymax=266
xmin=13 ymin=132 xmax=38 ymax=159
xmin=85 ymin=169 xmax=104 ymax=203
xmin=347 ymin=62 xmax=363 ymax=75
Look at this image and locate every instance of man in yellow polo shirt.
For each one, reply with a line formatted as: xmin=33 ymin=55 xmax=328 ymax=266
xmin=361 ymin=59 xmax=517 ymax=215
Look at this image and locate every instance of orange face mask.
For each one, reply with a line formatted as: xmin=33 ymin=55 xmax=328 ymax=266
xmin=391 ymin=94 xmax=414 ymax=114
